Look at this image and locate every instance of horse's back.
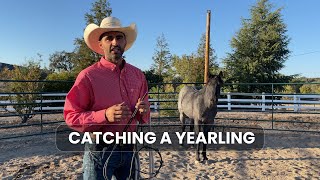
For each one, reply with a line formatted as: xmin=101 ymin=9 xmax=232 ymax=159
xmin=178 ymin=86 xmax=198 ymax=118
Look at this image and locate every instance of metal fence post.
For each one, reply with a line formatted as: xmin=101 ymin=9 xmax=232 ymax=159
xmin=271 ymin=84 xmax=274 ymax=129
xmin=149 ymin=150 xmax=154 ymax=178
xmin=157 ymin=83 xmax=160 ymax=124
xmin=40 ymin=93 xmax=43 ymax=134
xmin=148 ymin=113 xmax=154 ymax=178
xmin=297 ymin=96 xmax=301 ymax=112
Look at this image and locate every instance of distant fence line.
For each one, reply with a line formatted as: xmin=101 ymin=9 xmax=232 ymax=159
xmin=0 ymin=80 xmax=320 ymax=139
xmin=1 ymin=92 xmax=320 ymax=113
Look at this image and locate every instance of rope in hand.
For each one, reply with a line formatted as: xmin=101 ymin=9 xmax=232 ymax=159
xmin=102 ymin=92 xmax=163 ymax=180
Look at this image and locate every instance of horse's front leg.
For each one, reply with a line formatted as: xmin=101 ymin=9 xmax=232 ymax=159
xmin=194 ymin=120 xmax=200 ymax=162
xmin=190 ymin=119 xmax=194 ymax=132
xmin=202 ymin=124 xmax=211 ymax=162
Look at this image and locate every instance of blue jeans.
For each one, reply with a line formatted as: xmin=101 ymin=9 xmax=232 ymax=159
xmin=83 ymin=142 xmax=135 ymax=180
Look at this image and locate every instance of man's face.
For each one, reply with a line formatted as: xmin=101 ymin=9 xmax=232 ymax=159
xmin=99 ymin=31 xmax=126 ymax=65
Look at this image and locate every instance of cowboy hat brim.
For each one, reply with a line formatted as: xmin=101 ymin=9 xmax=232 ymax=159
xmin=84 ymin=23 xmax=137 ymax=55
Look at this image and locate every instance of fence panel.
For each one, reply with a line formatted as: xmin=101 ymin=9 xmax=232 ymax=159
xmin=0 ymin=80 xmax=319 ymax=139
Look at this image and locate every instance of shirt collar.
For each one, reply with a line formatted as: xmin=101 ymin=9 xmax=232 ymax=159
xmin=99 ymin=57 xmax=127 ymax=72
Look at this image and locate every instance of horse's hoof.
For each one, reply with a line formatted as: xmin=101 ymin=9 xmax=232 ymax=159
xmin=203 ymin=159 xmax=208 ymax=165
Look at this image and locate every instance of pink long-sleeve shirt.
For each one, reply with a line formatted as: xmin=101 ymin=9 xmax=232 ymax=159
xmin=63 ymin=57 xmax=150 ymax=134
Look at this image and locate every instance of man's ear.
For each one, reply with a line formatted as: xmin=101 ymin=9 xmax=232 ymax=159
xmin=98 ymin=41 xmax=103 ymax=50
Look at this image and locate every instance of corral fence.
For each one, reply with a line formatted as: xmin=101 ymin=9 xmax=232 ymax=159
xmin=0 ymin=80 xmax=319 ymax=139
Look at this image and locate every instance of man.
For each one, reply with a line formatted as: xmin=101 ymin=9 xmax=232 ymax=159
xmin=64 ymin=17 xmax=150 ymax=180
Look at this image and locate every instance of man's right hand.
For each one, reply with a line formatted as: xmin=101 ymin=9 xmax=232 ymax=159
xmin=105 ymin=102 xmax=132 ymax=123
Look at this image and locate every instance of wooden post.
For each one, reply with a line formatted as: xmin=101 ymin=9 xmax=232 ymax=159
xmin=262 ymin=92 xmax=266 ymax=111
xmin=293 ymin=93 xmax=297 ymax=112
xmin=204 ymin=10 xmax=211 ymax=84
xmin=227 ymin=92 xmax=231 ymax=111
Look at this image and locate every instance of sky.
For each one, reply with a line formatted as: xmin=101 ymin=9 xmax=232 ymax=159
xmin=0 ymin=0 xmax=319 ymax=78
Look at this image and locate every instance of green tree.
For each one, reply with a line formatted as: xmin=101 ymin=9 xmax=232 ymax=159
xmin=49 ymin=51 xmax=74 ymax=72
xmin=0 ymin=59 xmax=43 ymax=123
xmin=149 ymin=32 xmax=219 ymax=117
xmin=72 ymin=0 xmax=112 ymax=74
xmin=43 ymin=71 xmax=75 ymax=93
xmin=299 ymin=85 xmax=312 ymax=94
xmin=151 ymin=33 xmax=171 ymax=82
xmin=173 ymin=54 xmax=200 ymax=83
xmin=282 ymin=85 xmax=296 ymax=94
xmin=197 ymin=33 xmax=219 ymax=74
xmin=143 ymin=69 xmax=163 ymax=89
xmin=222 ymin=0 xmax=291 ymax=93
xmin=172 ymin=33 xmax=218 ymax=84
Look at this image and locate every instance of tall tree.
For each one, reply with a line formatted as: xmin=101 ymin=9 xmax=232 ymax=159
xmin=143 ymin=69 xmax=163 ymax=89
xmin=49 ymin=51 xmax=74 ymax=72
xmin=222 ymin=0 xmax=291 ymax=93
xmin=173 ymin=54 xmax=200 ymax=83
xmin=197 ymin=33 xmax=219 ymax=74
xmin=72 ymin=0 xmax=112 ymax=73
xmin=172 ymin=33 xmax=218 ymax=83
xmin=151 ymin=33 xmax=171 ymax=82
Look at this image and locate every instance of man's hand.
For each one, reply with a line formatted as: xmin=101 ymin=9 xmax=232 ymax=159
xmin=135 ymin=98 xmax=149 ymax=115
xmin=105 ymin=102 xmax=132 ymax=123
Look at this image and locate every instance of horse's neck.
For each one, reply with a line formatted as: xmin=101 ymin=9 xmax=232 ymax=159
xmin=196 ymin=87 xmax=206 ymax=99
xmin=203 ymin=84 xmax=216 ymax=107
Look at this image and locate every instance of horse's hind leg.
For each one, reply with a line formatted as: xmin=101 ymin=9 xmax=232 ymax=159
xmin=180 ymin=113 xmax=186 ymax=146
xmin=180 ymin=113 xmax=186 ymax=132
xmin=189 ymin=119 xmax=195 ymax=148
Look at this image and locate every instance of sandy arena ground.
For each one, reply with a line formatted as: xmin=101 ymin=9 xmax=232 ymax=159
xmin=0 ymin=112 xmax=319 ymax=179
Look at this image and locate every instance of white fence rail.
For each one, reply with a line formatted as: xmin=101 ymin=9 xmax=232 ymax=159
xmin=219 ymin=92 xmax=320 ymax=112
xmin=1 ymin=92 xmax=320 ymax=113
xmin=150 ymin=92 xmax=320 ymax=112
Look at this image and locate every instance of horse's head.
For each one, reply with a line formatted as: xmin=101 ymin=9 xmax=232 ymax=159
xmin=208 ymin=71 xmax=223 ymax=83
xmin=205 ymin=71 xmax=224 ymax=104
xmin=208 ymin=71 xmax=223 ymax=91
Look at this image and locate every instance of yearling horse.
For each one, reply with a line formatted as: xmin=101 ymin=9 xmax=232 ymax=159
xmin=178 ymin=71 xmax=223 ymax=162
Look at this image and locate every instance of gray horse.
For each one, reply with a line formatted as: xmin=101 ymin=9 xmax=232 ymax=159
xmin=178 ymin=71 xmax=223 ymax=162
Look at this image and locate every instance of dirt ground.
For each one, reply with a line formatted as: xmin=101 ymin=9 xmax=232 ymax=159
xmin=0 ymin=112 xmax=319 ymax=179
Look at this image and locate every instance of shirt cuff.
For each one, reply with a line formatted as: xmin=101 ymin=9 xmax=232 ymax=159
xmin=93 ymin=109 xmax=108 ymax=124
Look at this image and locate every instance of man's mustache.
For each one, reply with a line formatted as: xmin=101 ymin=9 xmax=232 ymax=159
xmin=110 ymin=46 xmax=122 ymax=51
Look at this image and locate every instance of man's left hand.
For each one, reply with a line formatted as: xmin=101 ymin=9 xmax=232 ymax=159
xmin=135 ymin=98 xmax=149 ymax=115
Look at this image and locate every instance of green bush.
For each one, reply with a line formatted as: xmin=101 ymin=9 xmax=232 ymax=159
xmin=0 ymin=61 xmax=43 ymax=123
xmin=43 ymin=71 xmax=75 ymax=93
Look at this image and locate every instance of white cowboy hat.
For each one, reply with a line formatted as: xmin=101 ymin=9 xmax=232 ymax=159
xmin=84 ymin=17 xmax=137 ymax=55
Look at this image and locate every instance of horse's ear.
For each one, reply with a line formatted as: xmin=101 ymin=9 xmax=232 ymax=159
xmin=218 ymin=71 xmax=223 ymax=78
xmin=208 ymin=73 xmax=214 ymax=79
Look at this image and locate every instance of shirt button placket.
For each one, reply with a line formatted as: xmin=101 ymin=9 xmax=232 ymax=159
xmin=120 ymin=74 xmax=128 ymax=103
